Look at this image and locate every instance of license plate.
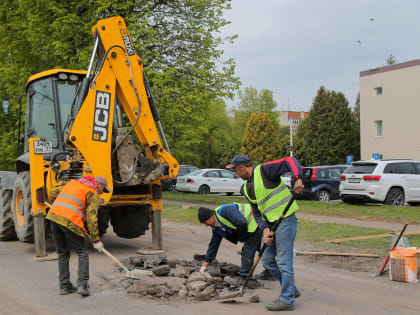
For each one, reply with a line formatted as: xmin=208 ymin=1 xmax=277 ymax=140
xmin=33 ymin=140 xmax=53 ymax=154
xmin=348 ymin=178 xmax=360 ymax=183
xmin=178 ymin=179 xmax=185 ymax=183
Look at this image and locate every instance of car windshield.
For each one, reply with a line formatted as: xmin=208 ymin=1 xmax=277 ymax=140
xmin=344 ymin=164 xmax=377 ymax=174
xmin=188 ymin=170 xmax=203 ymax=176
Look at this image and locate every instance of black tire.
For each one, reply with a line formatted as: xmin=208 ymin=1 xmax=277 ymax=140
xmin=0 ymin=187 xmax=17 ymax=240
xmin=198 ymin=185 xmax=210 ymax=195
xmin=408 ymin=202 xmax=420 ymax=207
xmin=97 ymin=207 xmax=110 ymax=237
xmin=317 ymin=190 xmax=330 ymax=203
xmin=11 ymin=171 xmax=34 ymax=243
xmin=110 ymin=205 xmax=151 ymax=239
xmin=226 ymin=192 xmax=234 ymax=196
xmin=385 ymin=188 xmax=405 ymax=206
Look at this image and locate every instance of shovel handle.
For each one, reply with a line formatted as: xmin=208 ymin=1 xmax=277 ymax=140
xmin=378 ymin=222 xmax=408 ymax=275
xmin=100 ymin=247 xmax=129 ymax=272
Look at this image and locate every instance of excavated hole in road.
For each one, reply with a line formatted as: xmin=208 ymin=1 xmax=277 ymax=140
xmin=99 ymin=253 xmax=263 ymax=302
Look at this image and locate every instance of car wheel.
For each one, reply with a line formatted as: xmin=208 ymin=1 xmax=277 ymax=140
xmin=169 ymin=182 xmax=177 ymax=192
xmin=226 ymin=192 xmax=234 ymax=196
xmin=198 ymin=185 xmax=210 ymax=195
xmin=317 ymin=190 xmax=330 ymax=202
xmin=385 ymin=188 xmax=405 ymax=206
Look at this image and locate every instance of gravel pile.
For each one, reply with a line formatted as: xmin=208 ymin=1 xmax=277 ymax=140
xmin=101 ymin=253 xmax=262 ymax=302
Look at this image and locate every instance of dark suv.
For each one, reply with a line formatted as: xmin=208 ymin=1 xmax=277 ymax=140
xmin=300 ymin=165 xmax=348 ymax=202
xmin=162 ymin=165 xmax=199 ymax=192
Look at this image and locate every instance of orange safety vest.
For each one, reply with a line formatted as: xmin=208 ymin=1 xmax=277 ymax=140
xmin=49 ymin=180 xmax=98 ymax=232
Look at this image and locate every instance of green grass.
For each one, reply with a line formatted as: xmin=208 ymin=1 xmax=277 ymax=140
xmin=163 ymin=192 xmax=420 ymax=224
xmin=161 ymin=205 xmax=420 ymax=255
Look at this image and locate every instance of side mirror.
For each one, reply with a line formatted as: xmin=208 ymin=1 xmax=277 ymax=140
xmin=2 ymin=99 xmax=10 ymax=114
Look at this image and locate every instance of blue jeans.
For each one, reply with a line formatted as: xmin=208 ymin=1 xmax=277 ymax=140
xmin=261 ymin=213 xmax=298 ymax=306
xmin=240 ymin=229 xmax=263 ymax=277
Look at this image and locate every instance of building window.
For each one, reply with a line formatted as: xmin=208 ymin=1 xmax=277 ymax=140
xmin=375 ymin=120 xmax=383 ymax=137
xmin=375 ymin=87 xmax=383 ymax=96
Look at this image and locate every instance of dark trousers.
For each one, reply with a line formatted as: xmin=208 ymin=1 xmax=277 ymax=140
xmin=240 ymin=229 xmax=263 ymax=277
xmin=50 ymin=221 xmax=89 ymax=289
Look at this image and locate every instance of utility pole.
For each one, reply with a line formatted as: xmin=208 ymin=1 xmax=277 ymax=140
xmin=288 ymin=97 xmax=293 ymax=157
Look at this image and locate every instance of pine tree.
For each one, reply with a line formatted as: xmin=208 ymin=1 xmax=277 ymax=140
xmin=294 ymin=86 xmax=357 ymax=165
xmin=241 ymin=113 xmax=280 ymax=164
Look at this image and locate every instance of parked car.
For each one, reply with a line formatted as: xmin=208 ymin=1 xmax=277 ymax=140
xmin=300 ymin=165 xmax=349 ymax=202
xmin=176 ymin=168 xmax=245 ymax=195
xmin=339 ymin=159 xmax=420 ymax=206
xmin=162 ymin=165 xmax=199 ymax=192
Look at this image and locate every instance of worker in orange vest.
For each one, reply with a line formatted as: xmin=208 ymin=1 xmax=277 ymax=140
xmin=46 ymin=176 xmax=110 ymax=297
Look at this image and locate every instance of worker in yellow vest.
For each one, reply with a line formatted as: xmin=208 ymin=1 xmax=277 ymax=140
xmin=198 ymin=203 xmax=262 ymax=282
xmin=46 ymin=176 xmax=110 ymax=297
xmin=227 ymin=154 xmax=304 ymax=312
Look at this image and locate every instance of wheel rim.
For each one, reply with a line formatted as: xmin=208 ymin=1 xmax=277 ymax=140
xmin=15 ymin=189 xmax=25 ymax=226
xmin=390 ymin=191 xmax=403 ymax=206
xmin=319 ymin=191 xmax=329 ymax=202
xmin=169 ymin=183 xmax=177 ymax=192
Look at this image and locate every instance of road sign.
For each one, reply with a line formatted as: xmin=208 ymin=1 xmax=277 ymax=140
xmin=372 ymin=153 xmax=380 ymax=160
xmin=346 ymin=155 xmax=353 ymax=164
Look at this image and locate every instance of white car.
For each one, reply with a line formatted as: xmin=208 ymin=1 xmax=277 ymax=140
xmin=339 ymin=159 xmax=420 ymax=206
xmin=176 ymin=168 xmax=245 ymax=195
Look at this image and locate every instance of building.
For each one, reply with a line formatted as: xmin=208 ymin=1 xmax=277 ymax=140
xmin=359 ymin=58 xmax=420 ymax=160
xmin=277 ymin=111 xmax=309 ymax=135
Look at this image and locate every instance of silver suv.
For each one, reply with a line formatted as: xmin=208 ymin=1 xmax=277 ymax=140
xmin=339 ymin=159 xmax=420 ymax=206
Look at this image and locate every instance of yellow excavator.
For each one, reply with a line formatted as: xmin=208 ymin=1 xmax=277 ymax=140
xmin=0 ymin=16 xmax=179 ymax=257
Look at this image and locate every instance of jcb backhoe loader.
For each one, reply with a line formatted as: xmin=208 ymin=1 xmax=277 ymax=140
xmin=0 ymin=16 xmax=179 ymax=257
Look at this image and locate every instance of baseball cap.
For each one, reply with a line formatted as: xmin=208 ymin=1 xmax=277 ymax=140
xmin=95 ymin=176 xmax=111 ymax=193
xmin=226 ymin=154 xmax=251 ymax=169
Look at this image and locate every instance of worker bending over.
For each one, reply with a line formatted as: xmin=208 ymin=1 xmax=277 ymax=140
xmin=198 ymin=203 xmax=262 ymax=282
xmin=46 ymin=176 xmax=109 ymax=297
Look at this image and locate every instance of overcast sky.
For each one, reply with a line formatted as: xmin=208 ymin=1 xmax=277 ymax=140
xmin=221 ymin=0 xmax=420 ymax=112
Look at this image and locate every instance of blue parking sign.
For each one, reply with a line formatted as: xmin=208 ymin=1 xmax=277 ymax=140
xmin=346 ymin=155 xmax=353 ymax=164
xmin=372 ymin=153 xmax=380 ymax=160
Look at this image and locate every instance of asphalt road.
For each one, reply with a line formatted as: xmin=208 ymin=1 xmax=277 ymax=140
xmin=1 ymin=218 xmax=420 ymax=314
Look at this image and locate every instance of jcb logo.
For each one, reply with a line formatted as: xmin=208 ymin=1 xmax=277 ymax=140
xmin=92 ymin=91 xmax=110 ymax=142
xmin=121 ymin=29 xmax=135 ymax=56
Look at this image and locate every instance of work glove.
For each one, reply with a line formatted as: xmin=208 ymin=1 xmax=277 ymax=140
xmin=236 ymin=242 xmax=244 ymax=255
xmin=199 ymin=265 xmax=207 ymax=275
xmin=93 ymin=240 xmax=104 ymax=252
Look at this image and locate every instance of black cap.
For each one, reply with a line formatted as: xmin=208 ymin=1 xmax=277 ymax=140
xmin=226 ymin=154 xmax=251 ymax=169
xmin=198 ymin=207 xmax=214 ymax=223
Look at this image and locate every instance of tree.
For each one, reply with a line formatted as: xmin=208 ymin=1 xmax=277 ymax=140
xmin=385 ymin=54 xmax=397 ymax=66
xmin=0 ymin=0 xmax=239 ymax=169
xmin=231 ymin=86 xmax=279 ymax=149
xmin=241 ymin=113 xmax=280 ymax=164
xmin=294 ymin=86 xmax=357 ymax=165
xmin=352 ymin=93 xmax=361 ymax=160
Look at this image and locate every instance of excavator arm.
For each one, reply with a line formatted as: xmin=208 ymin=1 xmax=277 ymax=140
xmin=67 ymin=16 xmax=178 ymax=203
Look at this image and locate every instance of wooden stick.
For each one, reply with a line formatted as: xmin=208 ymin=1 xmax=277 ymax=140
xmin=296 ymin=251 xmax=379 ymax=258
xmin=325 ymin=230 xmax=420 ymax=243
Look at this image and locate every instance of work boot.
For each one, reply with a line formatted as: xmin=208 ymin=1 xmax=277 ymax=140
xmin=59 ymin=283 xmax=77 ymax=295
xmin=265 ymin=300 xmax=294 ymax=311
xmin=255 ymin=269 xmax=276 ymax=281
xmin=273 ymin=290 xmax=301 ymax=302
xmin=77 ymin=283 xmax=90 ymax=297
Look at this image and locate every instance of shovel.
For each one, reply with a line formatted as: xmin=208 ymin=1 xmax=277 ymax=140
xmin=217 ymin=192 xmax=297 ymax=301
xmin=370 ymin=222 xmax=408 ymax=278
